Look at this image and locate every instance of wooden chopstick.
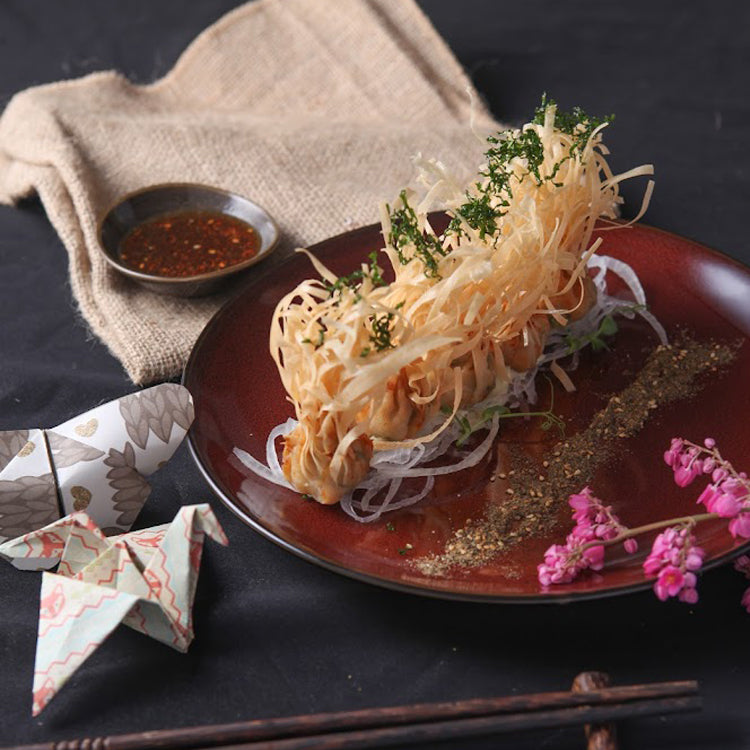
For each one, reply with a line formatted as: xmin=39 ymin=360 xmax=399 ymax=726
xmin=203 ymin=695 xmax=701 ymax=750
xmin=5 ymin=674 xmax=700 ymax=750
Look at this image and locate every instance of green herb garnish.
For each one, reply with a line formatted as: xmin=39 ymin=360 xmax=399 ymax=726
xmin=301 ymin=324 xmax=327 ymax=348
xmin=449 ymin=95 xmax=612 ymax=241
xmin=387 ymin=190 xmax=447 ymax=278
xmin=326 ymin=251 xmax=386 ymax=300
xmin=368 ymin=311 xmax=396 ymax=352
xmin=533 ymin=93 xmax=614 ymax=155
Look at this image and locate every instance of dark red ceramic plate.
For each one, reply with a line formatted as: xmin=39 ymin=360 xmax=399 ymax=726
xmin=184 ymin=222 xmax=750 ymax=603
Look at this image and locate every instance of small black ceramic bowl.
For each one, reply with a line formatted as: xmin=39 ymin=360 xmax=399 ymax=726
xmin=98 ymin=183 xmax=280 ymax=297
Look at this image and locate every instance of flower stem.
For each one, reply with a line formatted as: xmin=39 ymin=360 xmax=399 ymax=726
xmin=579 ymin=512 xmax=718 ymax=553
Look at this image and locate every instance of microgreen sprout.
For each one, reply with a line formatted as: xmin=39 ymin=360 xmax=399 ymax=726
xmin=455 ymin=378 xmax=565 ymax=447
xmin=455 ymin=401 xmax=565 ymax=447
xmin=565 ymin=314 xmax=618 ymax=354
xmin=565 ymin=304 xmax=648 ymax=354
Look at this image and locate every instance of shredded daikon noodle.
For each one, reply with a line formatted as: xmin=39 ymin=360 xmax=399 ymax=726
xmin=236 ymin=101 xmax=662 ymax=518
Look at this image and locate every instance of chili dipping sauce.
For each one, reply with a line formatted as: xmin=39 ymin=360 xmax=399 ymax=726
xmin=119 ymin=210 xmax=260 ymax=278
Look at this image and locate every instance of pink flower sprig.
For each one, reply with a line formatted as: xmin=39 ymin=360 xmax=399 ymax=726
xmin=538 ymin=487 xmax=635 ymax=586
xmin=664 ymin=438 xmax=750 ymax=538
xmin=538 ymin=437 xmax=750 ymax=611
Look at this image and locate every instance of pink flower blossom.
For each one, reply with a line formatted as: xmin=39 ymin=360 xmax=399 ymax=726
xmin=729 ymin=514 xmax=750 ymax=539
xmin=679 ymin=585 xmax=699 ymax=604
xmin=734 ymin=555 xmax=750 ymax=575
xmin=696 ymin=483 xmax=720 ymax=510
xmin=684 ymin=548 xmax=704 ymax=572
xmin=697 ymin=475 xmax=750 ymax=533
xmin=643 ymin=525 xmax=704 ymax=604
xmin=663 ymin=438 xmax=684 ymax=469
xmin=538 ymin=544 xmax=583 ymax=586
xmin=712 ymin=467 xmax=729 ymax=483
xmin=642 ymin=554 xmax=662 ymax=577
xmin=714 ymin=492 xmax=742 ymax=518
xmin=568 ymin=489 xmax=593 ymax=522
xmin=723 ymin=478 xmax=749 ymax=500
xmin=667 ymin=437 xmax=722 ymax=488
xmin=674 ymin=464 xmax=701 ymax=487
xmin=582 ymin=543 xmax=605 ymax=571
xmin=654 ymin=565 xmax=685 ymax=601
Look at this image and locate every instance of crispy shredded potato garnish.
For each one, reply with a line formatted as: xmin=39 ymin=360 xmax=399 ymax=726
xmin=268 ymin=100 xmax=655 ymax=505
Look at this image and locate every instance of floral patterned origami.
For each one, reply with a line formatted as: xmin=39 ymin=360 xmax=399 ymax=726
xmin=0 ymin=503 xmax=228 ymax=715
xmin=0 ymin=383 xmax=194 ymax=568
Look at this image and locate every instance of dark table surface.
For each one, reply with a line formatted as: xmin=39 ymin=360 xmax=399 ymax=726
xmin=1 ymin=1 xmax=749 ymax=748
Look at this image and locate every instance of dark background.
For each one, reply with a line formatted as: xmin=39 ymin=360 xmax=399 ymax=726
xmin=1 ymin=1 xmax=749 ymax=748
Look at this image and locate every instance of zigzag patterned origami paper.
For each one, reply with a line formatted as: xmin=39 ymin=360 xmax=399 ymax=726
xmin=0 ymin=503 xmax=228 ymax=715
xmin=0 ymin=384 xmax=194 ymax=569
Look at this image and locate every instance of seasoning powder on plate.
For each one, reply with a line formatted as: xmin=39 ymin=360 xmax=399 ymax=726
xmin=414 ymin=336 xmax=739 ymax=576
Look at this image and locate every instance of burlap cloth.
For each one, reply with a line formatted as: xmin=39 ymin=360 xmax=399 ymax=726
xmin=0 ymin=0 xmax=499 ymax=385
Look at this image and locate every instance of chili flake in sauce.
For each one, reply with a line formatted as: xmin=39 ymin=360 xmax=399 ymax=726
xmin=119 ymin=210 xmax=260 ymax=278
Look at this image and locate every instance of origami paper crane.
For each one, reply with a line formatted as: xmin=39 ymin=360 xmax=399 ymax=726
xmin=0 ymin=383 xmax=194 ymax=568
xmin=0 ymin=503 xmax=228 ymax=715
